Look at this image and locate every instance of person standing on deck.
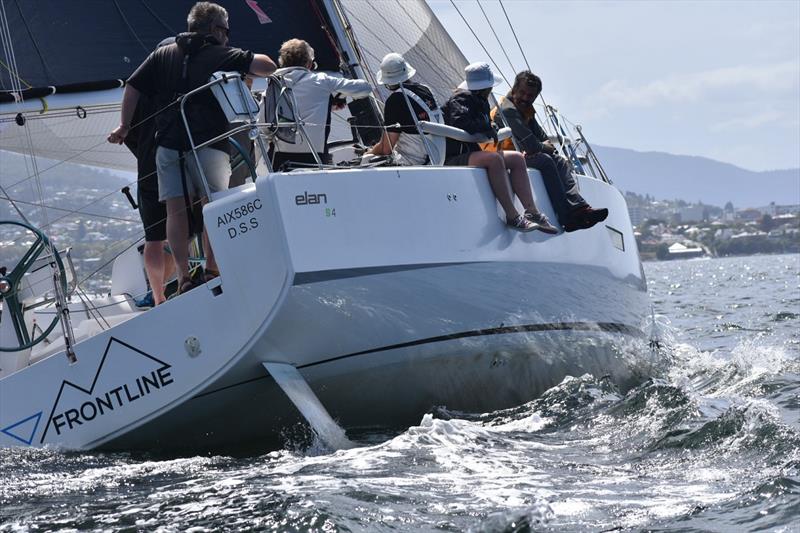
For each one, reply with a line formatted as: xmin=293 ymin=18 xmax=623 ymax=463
xmin=122 ymin=37 xmax=175 ymax=307
xmin=123 ymin=89 xmax=174 ymax=306
xmin=443 ymin=62 xmax=558 ymax=234
xmin=489 ymin=71 xmax=608 ymax=232
xmin=107 ymin=2 xmax=276 ymax=295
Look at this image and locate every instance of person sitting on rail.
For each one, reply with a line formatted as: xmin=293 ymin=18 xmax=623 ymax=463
xmin=489 ymin=71 xmax=608 ymax=232
xmin=442 ymin=62 xmax=558 ymax=234
xmin=270 ymin=38 xmax=371 ymax=170
xmin=368 ymin=53 xmax=443 ymax=165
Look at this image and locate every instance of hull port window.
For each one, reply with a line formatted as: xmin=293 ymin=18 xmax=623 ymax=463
xmin=607 ymin=226 xmax=625 ymax=251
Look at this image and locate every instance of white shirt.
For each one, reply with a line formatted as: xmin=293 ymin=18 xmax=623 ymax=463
xmin=272 ymin=67 xmax=371 ymax=154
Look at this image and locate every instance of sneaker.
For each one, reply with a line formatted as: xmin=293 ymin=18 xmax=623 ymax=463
xmin=507 ymin=214 xmax=537 ymax=232
xmin=134 ymin=291 xmax=154 ymax=309
xmin=525 ymin=211 xmax=559 ymax=234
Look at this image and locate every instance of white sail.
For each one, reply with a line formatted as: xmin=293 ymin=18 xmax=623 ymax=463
xmin=339 ymin=0 xmax=469 ymax=104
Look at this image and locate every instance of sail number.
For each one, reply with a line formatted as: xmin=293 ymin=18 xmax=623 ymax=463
xmin=217 ymin=199 xmax=263 ymax=239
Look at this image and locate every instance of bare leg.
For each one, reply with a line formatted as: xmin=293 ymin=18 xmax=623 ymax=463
xmin=143 ymin=241 xmax=168 ymax=305
xmin=165 ymin=197 xmax=191 ymax=283
xmin=468 ymin=151 xmax=520 ymax=220
xmin=162 ymin=247 xmax=176 ymax=283
xmin=502 ymin=150 xmax=538 ymax=213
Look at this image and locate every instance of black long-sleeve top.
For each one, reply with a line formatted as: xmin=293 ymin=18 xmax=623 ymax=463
xmin=442 ymin=89 xmax=494 ymax=158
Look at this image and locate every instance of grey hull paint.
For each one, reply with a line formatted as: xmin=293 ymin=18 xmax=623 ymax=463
xmin=104 ymin=261 xmax=649 ymax=454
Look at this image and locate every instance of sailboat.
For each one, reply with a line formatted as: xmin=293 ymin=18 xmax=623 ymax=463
xmin=0 ymin=0 xmax=650 ymax=453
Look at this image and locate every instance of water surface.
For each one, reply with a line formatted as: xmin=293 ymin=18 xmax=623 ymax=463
xmin=2 ymin=254 xmax=798 ymax=531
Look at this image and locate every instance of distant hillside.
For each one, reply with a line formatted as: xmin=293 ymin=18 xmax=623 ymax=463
xmin=594 ymin=146 xmax=800 ymax=208
xmin=1 ymin=151 xmax=130 ymax=193
xmin=1 ymin=151 xmax=132 ymax=222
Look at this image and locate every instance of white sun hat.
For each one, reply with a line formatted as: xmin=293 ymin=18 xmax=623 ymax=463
xmin=458 ymin=62 xmax=502 ymax=90
xmin=376 ymin=52 xmax=416 ymax=85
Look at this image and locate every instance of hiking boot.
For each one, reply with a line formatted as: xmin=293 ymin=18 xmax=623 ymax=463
xmin=525 ymin=211 xmax=559 ymax=234
xmin=507 ymin=214 xmax=537 ymax=232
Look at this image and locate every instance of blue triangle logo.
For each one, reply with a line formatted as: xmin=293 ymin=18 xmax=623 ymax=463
xmin=2 ymin=412 xmax=43 ymax=445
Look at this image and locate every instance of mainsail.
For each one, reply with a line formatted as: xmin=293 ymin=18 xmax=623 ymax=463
xmin=0 ymin=0 xmax=343 ymax=171
xmin=339 ymin=0 xmax=469 ymax=106
xmin=0 ymin=0 xmax=471 ymax=176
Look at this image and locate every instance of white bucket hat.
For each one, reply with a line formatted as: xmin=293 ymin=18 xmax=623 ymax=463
xmin=376 ymin=53 xmax=416 ymax=85
xmin=458 ymin=62 xmax=502 ymax=90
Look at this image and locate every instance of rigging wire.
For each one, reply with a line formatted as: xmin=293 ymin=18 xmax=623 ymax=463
xmin=476 ymin=0 xmax=518 ymax=78
xmin=7 ymin=0 xmax=54 ymax=83
xmin=343 ymin=5 xmax=453 ymax=92
xmin=0 ymin=182 xmax=29 ymax=221
xmin=0 ymin=194 xmax=139 ymax=224
xmin=499 ymin=0 xmax=531 ymax=71
xmin=0 ymin=57 xmax=31 ymax=89
xmin=0 ymin=0 xmax=34 ymax=223
xmin=309 ymin=0 xmax=344 ymax=65
xmin=138 ymin=0 xmax=176 ymax=35
xmin=74 ymin=287 xmax=112 ymax=329
xmin=448 ymin=0 xmax=510 ymax=86
xmin=2 ymin=94 xmax=180 ymax=193
xmin=394 ymin=1 xmax=465 ymax=82
xmin=495 ymin=0 xmax=563 ymax=157
xmin=0 ymin=0 xmax=42 ymax=228
xmin=112 ymin=0 xmax=150 ymax=54
xmin=1 ymin=0 xmax=79 ymax=359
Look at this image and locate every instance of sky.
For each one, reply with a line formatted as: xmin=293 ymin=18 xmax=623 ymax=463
xmin=427 ymin=0 xmax=800 ymax=172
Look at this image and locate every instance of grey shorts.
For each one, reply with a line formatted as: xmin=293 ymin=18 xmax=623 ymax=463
xmin=156 ymin=146 xmax=231 ymax=202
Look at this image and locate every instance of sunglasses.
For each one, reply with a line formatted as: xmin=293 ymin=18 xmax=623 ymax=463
xmin=215 ymin=25 xmax=230 ymax=38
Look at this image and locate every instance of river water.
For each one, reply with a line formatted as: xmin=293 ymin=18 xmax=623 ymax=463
xmin=1 ymin=254 xmax=798 ymax=532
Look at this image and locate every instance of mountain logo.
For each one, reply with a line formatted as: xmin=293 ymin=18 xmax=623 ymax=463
xmin=39 ymin=338 xmax=174 ymax=444
xmin=1 ymin=412 xmax=43 ymax=445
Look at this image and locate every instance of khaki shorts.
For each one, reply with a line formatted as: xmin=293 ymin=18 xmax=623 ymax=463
xmin=156 ymin=146 xmax=230 ymax=202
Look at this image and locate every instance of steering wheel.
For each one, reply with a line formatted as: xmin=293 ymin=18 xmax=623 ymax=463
xmin=0 ymin=220 xmax=67 ymax=352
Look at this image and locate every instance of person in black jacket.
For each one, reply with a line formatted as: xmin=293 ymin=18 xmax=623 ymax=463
xmin=108 ymin=2 xmax=276 ymax=295
xmin=443 ymin=63 xmax=558 ymax=234
xmin=121 ymin=37 xmax=176 ymax=306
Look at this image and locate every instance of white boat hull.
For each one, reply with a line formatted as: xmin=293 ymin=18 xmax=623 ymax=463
xmin=0 ymin=166 xmax=650 ymax=453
